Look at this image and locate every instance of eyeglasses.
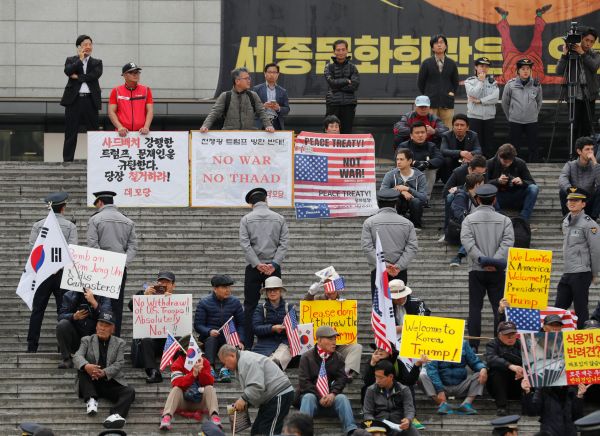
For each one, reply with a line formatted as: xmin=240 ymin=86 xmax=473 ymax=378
xmin=237 ymin=76 xmax=251 ymax=81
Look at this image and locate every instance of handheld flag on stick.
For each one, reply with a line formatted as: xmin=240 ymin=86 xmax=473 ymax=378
xmin=283 ymin=307 xmax=301 ymax=356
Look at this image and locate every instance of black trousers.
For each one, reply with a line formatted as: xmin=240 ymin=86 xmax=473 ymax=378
xmin=509 ymin=122 xmax=539 ymax=162
xmin=27 ymin=270 xmax=65 ymax=350
xmin=252 ymin=390 xmax=293 ymax=435
xmin=140 ymin=337 xmax=166 ymax=370
xmin=468 ymin=270 xmax=504 ymax=350
xmin=370 ymin=269 xmax=408 ymax=301
xmin=111 ymin=269 xmax=127 ymax=337
xmin=203 ymin=335 xmax=226 ymax=368
xmin=468 ymin=118 xmax=495 ymax=158
xmin=573 ymin=99 xmax=596 ymax=143
xmin=486 ymin=368 xmax=522 ymax=408
xmin=395 ymin=196 xmax=424 ymax=228
xmin=326 ymin=104 xmax=356 ymax=134
xmin=56 ymin=319 xmax=85 ymax=359
xmin=63 ymin=95 xmax=99 ymax=162
xmin=243 ymin=264 xmax=281 ymax=348
xmin=555 ymin=271 xmax=592 ymax=329
xmin=78 ymin=371 xmax=135 ymax=417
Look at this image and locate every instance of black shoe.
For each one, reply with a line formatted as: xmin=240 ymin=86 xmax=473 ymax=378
xmin=58 ymin=358 xmax=73 ymax=369
xmin=536 ymin=4 xmax=552 ymax=15
xmin=146 ymin=369 xmax=163 ymax=383
xmin=27 ymin=342 xmax=38 ymax=353
xmin=497 ymin=407 xmax=508 ymax=416
xmin=494 ymin=6 xmax=508 ymax=16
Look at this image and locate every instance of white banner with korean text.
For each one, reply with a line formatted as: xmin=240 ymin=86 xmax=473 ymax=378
xmin=87 ymin=131 xmax=189 ymax=207
xmin=190 ymin=131 xmax=293 ymax=207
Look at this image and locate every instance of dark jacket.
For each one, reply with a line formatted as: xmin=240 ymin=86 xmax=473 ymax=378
xmin=487 ymin=156 xmax=536 ymax=192
xmin=393 ymin=111 xmax=448 ymax=147
xmin=60 ymin=55 xmax=103 ymax=110
xmin=252 ymin=298 xmax=290 ymax=356
xmin=324 ymin=57 xmax=360 ymax=106
xmin=449 ymin=188 xmax=478 ymax=223
xmin=363 ymin=381 xmax=415 ymax=423
xmin=417 ymin=56 xmax=459 ymax=109
xmin=556 ymin=49 xmax=600 ymax=100
xmin=361 ymin=349 xmax=420 ymax=402
xmin=58 ymin=290 xmax=111 ymax=337
xmin=397 ymin=139 xmax=444 ymax=170
xmin=440 ymin=130 xmax=482 ymax=160
xmin=523 ymin=386 xmax=584 ymax=436
xmin=484 ymin=337 xmax=522 ymax=372
xmin=442 ymin=164 xmax=469 ymax=199
xmin=425 ymin=340 xmax=486 ymax=392
xmin=252 ymin=82 xmax=290 ymax=130
xmin=296 ymin=347 xmax=347 ymax=405
xmin=401 ymin=295 xmax=431 ymax=317
xmin=194 ymin=292 xmax=245 ymax=343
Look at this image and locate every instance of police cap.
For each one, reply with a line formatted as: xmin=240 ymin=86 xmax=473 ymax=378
xmin=376 ymin=188 xmax=400 ymax=202
xmin=211 ymin=274 xmax=234 ymax=287
xmin=92 ymin=190 xmax=117 ymax=205
xmin=244 ymin=187 xmax=268 ymax=204
xmin=474 ymin=56 xmax=491 ymax=65
xmin=490 ymin=415 xmax=520 ymax=431
xmin=44 ymin=192 xmax=69 ymax=206
xmin=566 ymin=186 xmax=588 ymax=200
xmin=474 ymin=184 xmax=498 ymax=199
xmin=359 ymin=419 xmax=391 ymax=433
xmin=575 ymin=410 xmax=600 ymax=432
xmin=516 ymin=58 xmax=534 ymax=69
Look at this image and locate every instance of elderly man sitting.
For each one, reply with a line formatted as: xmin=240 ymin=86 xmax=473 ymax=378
xmin=305 ymin=266 xmax=363 ymax=379
xmin=252 ymin=276 xmax=296 ymax=370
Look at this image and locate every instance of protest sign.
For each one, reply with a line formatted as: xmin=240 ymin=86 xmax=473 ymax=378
xmin=190 ymin=131 xmax=293 ymax=207
xmin=520 ymin=331 xmax=566 ymax=387
xmin=563 ymin=329 xmax=600 ymax=385
xmin=399 ymin=315 xmax=464 ymax=363
xmin=132 ymin=294 xmax=193 ymax=339
xmin=87 ymin=131 xmax=189 ymax=207
xmin=299 ymin=300 xmax=358 ymax=345
xmin=294 ymin=132 xmax=377 ymax=218
xmin=60 ymin=245 xmax=126 ymax=299
xmin=504 ymin=247 xmax=552 ymax=309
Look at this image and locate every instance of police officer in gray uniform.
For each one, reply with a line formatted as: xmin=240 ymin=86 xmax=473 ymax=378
xmin=87 ymin=191 xmax=137 ymax=337
xmin=240 ymin=187 xmax=289 ymax=348
xmin=361 ymin=188 xmax=419 ymax=299
xmin=461 ymin=184 xmax=514 ymax=351
xmin=501 ymin=58 xmax=543 ymax=162
xmin=555 ymin=187 xmax=600 ymax=329
xmin=27 ymin=192 xmax=78 ymax=352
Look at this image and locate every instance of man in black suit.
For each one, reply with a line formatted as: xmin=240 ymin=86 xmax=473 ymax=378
xmin=60 ymin=34 xmax=103 ymax=162
xmin=252 ymin=62 xmax=290 ymax=130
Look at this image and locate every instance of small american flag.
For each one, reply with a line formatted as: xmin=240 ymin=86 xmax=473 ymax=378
xmin=283 ymin=307 xmax=301 ymax=357
xmin=160 ymin=332 xmax=181 ymax=371
xmin=223 ymin=318 xmax=242 ymax=348
xmin=541 ymin=306 xmax=578 ymax=330
xmin=316 ymin=360 xmax=329 ymax=398
xmin=506 ymin=306 xmax=578 ymax=332
xmin=324 ymin=277 xmax=345 ymax=294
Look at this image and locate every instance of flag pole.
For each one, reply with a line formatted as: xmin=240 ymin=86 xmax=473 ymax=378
xmin=217 ymin=316 xmax=234 ymax=333
xmin=167 ymin=330 xmax=187 ymax=353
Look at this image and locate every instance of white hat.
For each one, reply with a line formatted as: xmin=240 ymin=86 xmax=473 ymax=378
xmin=314 ymin=266 xmax=339 ymax=281
xmin=260 ymin=276 xmax=287 ymax=293
xmin=389 ymin=279 xmax=412 ymax=299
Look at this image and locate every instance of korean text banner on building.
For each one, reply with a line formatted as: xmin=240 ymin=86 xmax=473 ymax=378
xmin=218 ymin=0 xmax=599 ymax=99
xmin=190 ymin=131 xmax=293 ymax=207
xmin=87 ymin=131 xmax=189 ymax=207
xmin=294 ymin=132 xmax=377 ymax=219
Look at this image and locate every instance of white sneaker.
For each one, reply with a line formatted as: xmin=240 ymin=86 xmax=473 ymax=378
xmin=86 ymin=398 xmax=98 ymax=416
xmin=103 ymin=413 xmax=126 ymax=429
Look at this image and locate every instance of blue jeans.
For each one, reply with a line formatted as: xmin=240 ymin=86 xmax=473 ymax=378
xmin=299 ymin=393 xmax=357 ymax=434
xmin=496 ymin=184 xmax=539 ymax=221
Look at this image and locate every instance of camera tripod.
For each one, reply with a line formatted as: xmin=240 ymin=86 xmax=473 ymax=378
xmin=546 ymin=51 xmax=596 ymax=161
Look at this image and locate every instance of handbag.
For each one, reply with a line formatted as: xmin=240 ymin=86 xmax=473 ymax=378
xmin=184 ymin=381 xmax=204 ymax=403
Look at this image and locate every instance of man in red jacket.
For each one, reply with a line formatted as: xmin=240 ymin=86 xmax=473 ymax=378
xmin=159 ymin=347 xmax=222 ymax=431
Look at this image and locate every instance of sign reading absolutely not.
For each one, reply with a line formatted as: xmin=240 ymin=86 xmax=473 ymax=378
xmin=132 ymin=294 xmax=193 ymax=339
xmin=400 ymin=315 xmax=465 ymax=363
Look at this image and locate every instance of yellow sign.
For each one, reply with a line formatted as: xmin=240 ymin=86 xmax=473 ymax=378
xmin=399 ymin=315 xmax=464 ymax=362
xmin=299 ymin=300 xmax=358 ymax=344
xmin=563 ymin=329 xmax=600 ymax=385
xmin=504 ymin=247 xmax=552 ymax=309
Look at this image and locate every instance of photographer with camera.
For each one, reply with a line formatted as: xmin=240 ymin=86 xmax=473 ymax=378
xmin=556 ymin=25 xmax=600 ymax=141
xmin=127 ymin=271 xmax=177 ymax=383
xmin=487 ymin=143 xmax=539 ymax=222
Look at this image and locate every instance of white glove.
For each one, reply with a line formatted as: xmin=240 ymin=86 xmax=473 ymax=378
xmin=593 ymin=276 xmax=600 ymax=285
xmin=308 ymin=282 xmax=323 ymax=295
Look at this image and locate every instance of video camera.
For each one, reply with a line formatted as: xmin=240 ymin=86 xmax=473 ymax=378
xmin=564 ymin=21 xmax=582 ymax=48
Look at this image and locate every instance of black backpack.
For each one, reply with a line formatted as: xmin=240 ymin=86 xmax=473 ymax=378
xmin=512 ymin=216 xmax=531 ymax=248
xmin=212 ymin=91 xmax=257 ymax=130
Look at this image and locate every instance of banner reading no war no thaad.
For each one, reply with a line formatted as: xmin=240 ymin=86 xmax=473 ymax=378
xmin=190 ymin=131 xmax=293 ymax=207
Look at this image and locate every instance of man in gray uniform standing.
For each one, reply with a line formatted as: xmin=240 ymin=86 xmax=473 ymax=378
xmin=87 ymin=191 xmax=137 ymax=337
xmin=555 ymin=187 xmax=600 ymax=329
xmin=27 ymin=192 xmax=78 ymax=352
xmin=240 ymin=187 xmax=289 ymax=348
xmin=361 ymin=189 xmax=419 ymax=299
xmin=461 ymin=184 xmax=514 ymax=352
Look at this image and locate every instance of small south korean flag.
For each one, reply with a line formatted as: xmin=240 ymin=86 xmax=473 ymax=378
xmin=184 ymin=335 xmax=202 ymax=370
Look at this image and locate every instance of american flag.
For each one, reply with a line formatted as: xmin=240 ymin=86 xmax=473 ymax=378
xmin=324 ymin=277 xmax=345 ymax=294
xmin=506 ymin=306 xmax=578 ymax=332
xmin=316 ymin=360 xmax=329 ymax=398
xmin=160 ymin=332 xmax=181 ymax=371
xmin=223 ymin=318 xmax=242 ymax=348
xmin=283 ymin=307 xmax=301 ymax=357
xmin=371 ymin=233 xmax=397 ymax=353
xmin=294 ymin=132 xmax=377 ymax=219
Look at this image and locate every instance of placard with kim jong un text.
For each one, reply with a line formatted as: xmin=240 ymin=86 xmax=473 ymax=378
xmin=87 ymin=131 xmax=189 ymax=207
xmin=190 ymin=131 xmax=293 ymax=207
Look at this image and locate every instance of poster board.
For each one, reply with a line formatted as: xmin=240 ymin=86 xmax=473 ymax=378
xmin=132 ymin=294 xmax=193 ymax=339
xmin=299 ymin=300 xmax=358 ymax=344
xmin=399 ymin=315 xmax=465 ymax=363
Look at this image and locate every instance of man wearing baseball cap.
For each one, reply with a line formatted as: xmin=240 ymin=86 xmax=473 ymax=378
xmin=485 ymin=321 xmax=523 ymax=416
xmin=108 ymin=62 xmax=154 ymax=137
xmin=393 ymin=95 xmax=448 ymax=148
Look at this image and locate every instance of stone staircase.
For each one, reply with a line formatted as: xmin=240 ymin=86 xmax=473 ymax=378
xmin=0 ymin=161 xmax=595 ymax=435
